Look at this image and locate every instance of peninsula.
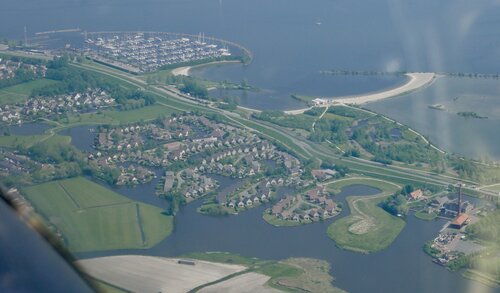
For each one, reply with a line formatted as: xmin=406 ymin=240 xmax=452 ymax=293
xmin=283 ymin=72 xmax=436 ymax=115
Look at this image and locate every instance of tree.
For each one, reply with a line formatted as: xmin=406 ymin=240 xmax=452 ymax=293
xmin=381 ymin=193 xmax=408 ymax=216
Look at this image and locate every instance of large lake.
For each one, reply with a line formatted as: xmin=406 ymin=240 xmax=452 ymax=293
xmin=2 ymin=0 xmax=499 ymax=159
xmin=2 ymin=0 xmax=500 ymax=291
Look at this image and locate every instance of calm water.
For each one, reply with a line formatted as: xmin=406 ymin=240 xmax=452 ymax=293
xmin=76 ymin=183 xmax=494 ymax=293
xmin=195 ymin=63 xmax=407 ymax=110
xmin=2 ymin=1 xmax=500 ymax=291
xmin=2 ymin=0 xmax=498 ymax=158
xmin=59 ymin=125 xmax=96 ymax=152
xmin=366 ymin=77 xmax=500 ymax=159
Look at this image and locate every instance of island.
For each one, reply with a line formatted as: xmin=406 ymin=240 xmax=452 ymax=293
xmin=457 ymin=111 xmax=488 ymax=119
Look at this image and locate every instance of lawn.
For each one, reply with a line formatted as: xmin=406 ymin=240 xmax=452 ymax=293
xmin=326 ymin=177 xmax=405 ymax=253
xmin=327 ymin=195 xmax=405 ymax=253
xmin=0 ymin=79 xmax=60 ymax=105
xmin=23 ymin=177 xmax=173 ymax=252
xmin=262 ymin=213 xmax=302 ymax=227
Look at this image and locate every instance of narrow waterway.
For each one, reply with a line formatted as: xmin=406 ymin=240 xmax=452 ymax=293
xmin=74 ymin=177 xmax=492 ymax=293
xmin=57 ymin=124 xmax=494 ymax=293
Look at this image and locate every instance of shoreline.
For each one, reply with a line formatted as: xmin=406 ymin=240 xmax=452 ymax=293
xmin=331 ymin=72 xmax=436 ymax=105
xmin=282 ymin=72 xmax=436 ymax=114
xmin=171 ymin=60 xmax=242 ymax=77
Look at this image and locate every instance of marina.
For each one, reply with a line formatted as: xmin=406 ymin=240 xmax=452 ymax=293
xmin=83 ymin=32 xmax=245 ymax=73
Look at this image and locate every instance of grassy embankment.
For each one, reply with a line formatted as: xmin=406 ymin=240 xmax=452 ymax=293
xmin=184 ymin=252 xmax=345 ymax=293
xmin=326 ymin=177 xmax=405 ymax=253
xmin=23 ymin=177 xmax=173 ymax=252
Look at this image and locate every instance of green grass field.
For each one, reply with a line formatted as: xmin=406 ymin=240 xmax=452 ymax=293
xmin=0 ymin=134 xmax=70 ymax=148
xmin=23 ymin=177 xmax=173 ymax=252
xmin=65 ymin=104 xmax=179 ymax=126
xmin=326 ymin=177 xmax=400 ymax=194
xmin=0 ymin=79 xmax=60 ymax=105
xmin=326 ymin=177 xmax=405 ymax=253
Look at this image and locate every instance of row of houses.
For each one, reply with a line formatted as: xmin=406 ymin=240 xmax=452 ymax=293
xmin=1 ymin=90 xmax=114 ymax=125
xmin=218 ymin=179 xmax=273 ymax=209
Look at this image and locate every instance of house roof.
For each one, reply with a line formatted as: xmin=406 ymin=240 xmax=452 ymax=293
xmin=451 ymin=214 xmax=469 ymax=226
xmin=410 ymin=189 xmax=423 ymax=199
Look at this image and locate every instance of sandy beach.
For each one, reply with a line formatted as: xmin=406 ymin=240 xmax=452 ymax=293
xmin=171 ymin=60 xmax=242 ymax=77
xmin=282 ymin=72 xmax=435 ymax=114
xmin=332 ymin=72 xmax=435 ymax=105
xmin=171 ymin=66 xmax=191 ymax=76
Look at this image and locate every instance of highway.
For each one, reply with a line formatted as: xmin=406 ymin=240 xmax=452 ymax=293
xmin=68 ymin=58 xmax=498 ymax=201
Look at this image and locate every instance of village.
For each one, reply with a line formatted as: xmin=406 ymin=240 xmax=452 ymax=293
xmin=89 ymin=113 xmax=307 ymax=209
xmin=264 ymin=185 xmax=341 ymax=225
xmin=84 ymin=32 xmax=232 ymax=72
xmin=0 ymin=89 xmax=115 ymax=125
xmin=0 ymin=57 xmax=46 ymax=80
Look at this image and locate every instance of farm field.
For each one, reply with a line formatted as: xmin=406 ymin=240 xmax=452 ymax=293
xmin=23 ymin=177 xmax=173 ymax=252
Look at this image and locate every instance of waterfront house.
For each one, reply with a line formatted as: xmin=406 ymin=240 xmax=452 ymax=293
xmin=449 ymin=214 xmax=470 ymax=229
